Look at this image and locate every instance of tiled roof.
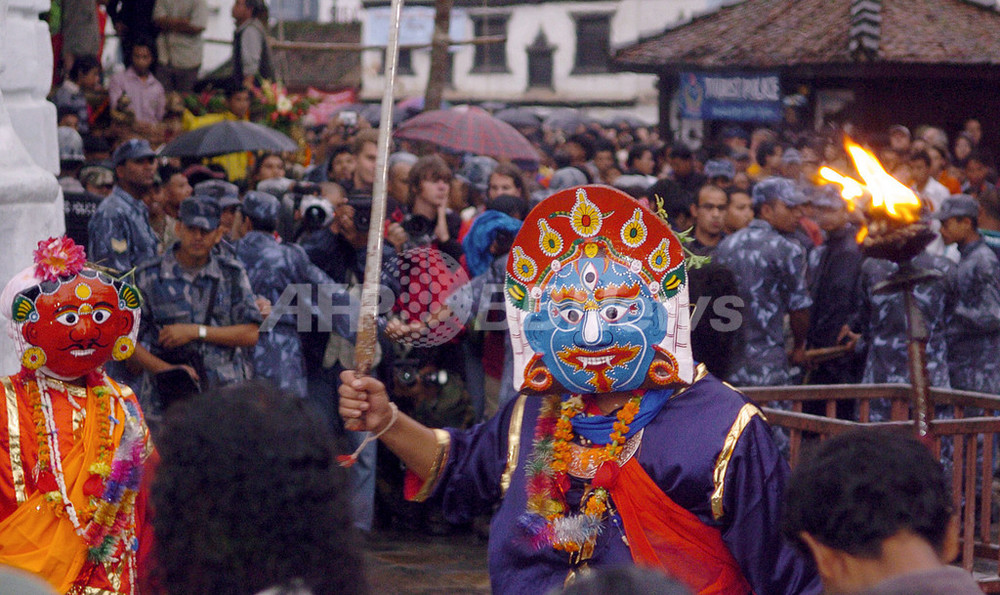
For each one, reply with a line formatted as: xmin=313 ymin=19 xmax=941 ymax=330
xmin=615 ymin=0 xmax=1000 ymax=72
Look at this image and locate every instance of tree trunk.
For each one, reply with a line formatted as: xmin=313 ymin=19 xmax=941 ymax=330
xmin=424 ymin=0 xmax=452 ymax=111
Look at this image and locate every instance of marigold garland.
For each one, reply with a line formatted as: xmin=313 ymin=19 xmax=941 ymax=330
xmin=521 ymin=392 xmax=643 ymax=554
xmin=23 ymin=371 xmax=145 ymax=564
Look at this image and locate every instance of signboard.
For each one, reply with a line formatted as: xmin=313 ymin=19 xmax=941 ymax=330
xmin=678 ymin=71 xmax=782 ymax=122
xmin=364 ymin=6 xmax=468 ymax=47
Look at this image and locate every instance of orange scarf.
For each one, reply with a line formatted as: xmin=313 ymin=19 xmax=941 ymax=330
xmin=0 ymin=376 xmax=138 ymax=593
xmin=610 ymin=457 xmax=752 ymax=594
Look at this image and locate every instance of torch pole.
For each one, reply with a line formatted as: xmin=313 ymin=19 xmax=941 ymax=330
xmin=347 ymin=0 xmax=405 ymax=429
xmin=903 ymin=286 xmax=933 ymax=439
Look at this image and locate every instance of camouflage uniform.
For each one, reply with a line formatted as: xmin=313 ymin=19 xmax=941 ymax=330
xmin=944 ymin=239 xmax=1000 ymax=394
xmin=235 ymin=230 xmax=350 ymax=398
xmin=852 ymin=253 xmax=952 ymax=421
xmin=87 ymin=185 xmax=160 ymax=274
xmin=714 ymin=219 xmax=813 ymax=386
xmin=134 ymin=244 xmax=262 ymax=407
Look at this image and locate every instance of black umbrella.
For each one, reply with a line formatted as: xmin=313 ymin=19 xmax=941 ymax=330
xmin=160 ymin=120 xmax=299 ymax=158
xmin=494 ymin=107 xmax=542 ymax=129
xmin=543 ymin=109 xmax=592 ymax=134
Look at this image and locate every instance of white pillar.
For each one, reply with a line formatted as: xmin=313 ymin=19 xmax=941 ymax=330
xmin=0 ymin=0 xmax=64 ymax=375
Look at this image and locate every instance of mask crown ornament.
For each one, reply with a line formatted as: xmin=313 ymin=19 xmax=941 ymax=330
xmin=505 ymin=186 xmax=694 ymax=395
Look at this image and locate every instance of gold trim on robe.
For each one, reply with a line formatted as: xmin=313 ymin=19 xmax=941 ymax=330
xmin=500 ymin=394 xmax=527 ymax=496
xmin=711 ymin=403 xmax=764 ymax=521
xmin=409 ymin=429 xmax=451 ymax=502
xmin=1 ymin=376 xmax=27 ymax=504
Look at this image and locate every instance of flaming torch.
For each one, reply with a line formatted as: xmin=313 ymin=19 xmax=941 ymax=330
xmin=820 ymin=138 xmax=941 ymax=439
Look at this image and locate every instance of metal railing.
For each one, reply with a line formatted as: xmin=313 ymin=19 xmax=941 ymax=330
xmin=742 ymin=383 xmax=1000 ymax=590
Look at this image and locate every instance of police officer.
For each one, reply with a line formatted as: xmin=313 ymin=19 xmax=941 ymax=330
xmin=937 ymin=194 xmax=1000 ymax=394
xmin=715 ymin=176 xmax=812 ymax=386
xmin=233 ymin=191 xmax=352 ymax=398
xmin=87 ymin=139 xmax=161 ymax=274
xmin=193 ymin=178 xmax=242 ymax=256
xmin=849 ymin=250 xmax=952 ymax=418
xmin=131 ymin=196 xmax=261 ymax=412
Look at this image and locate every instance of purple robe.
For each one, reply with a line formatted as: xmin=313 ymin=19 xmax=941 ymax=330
xmin=426 ymin=371 xmax=822 ymax=595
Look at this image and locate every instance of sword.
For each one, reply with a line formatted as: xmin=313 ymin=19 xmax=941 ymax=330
xmin=347 ymin=0 xmax=405 ymax=430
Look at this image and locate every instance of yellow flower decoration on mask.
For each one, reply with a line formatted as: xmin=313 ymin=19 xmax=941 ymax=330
xmin=569 ymin=189 xmax=603 ymax=237
xmin=538 ymin=218 xmax=564 ymax=257
xmin=511 ymin=246 xmax=537 ymax=282
xmin=620 ymin=208 xmax=647 ymax=248
xmin=648 ymin=238 xmax=672 ymax=272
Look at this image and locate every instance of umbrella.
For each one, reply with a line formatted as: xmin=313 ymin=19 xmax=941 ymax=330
xmin=494 ymin=107 xmax=542 ymax=129
xmin=394 ymin=106 xmax=539 ymax=163
xmin=542 ymin=109 xmax=592 ymax=134
xmin=605 ymin=113 xmax=650 ymax=129
xmin=160 ymin=120 xmax=298 ymax=158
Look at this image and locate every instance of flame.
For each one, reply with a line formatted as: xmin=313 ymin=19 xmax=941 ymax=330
xmin=818 ymin=168 xmax=861 ymax=211
xmin=821 ymin=138 xmax=923 ymax=224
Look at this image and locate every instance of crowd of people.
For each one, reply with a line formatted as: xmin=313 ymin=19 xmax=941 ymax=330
xmin=8 ymin=3 xmax=1000 ymax=593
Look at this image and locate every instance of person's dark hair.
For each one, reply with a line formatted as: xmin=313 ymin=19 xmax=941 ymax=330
xmin=490 ymin=162 xmax=528 ymax=200
xmin=687 ymin=262 xmax=740 ymax=379
xmin=695 ymin=183 xmax=729 ymax=207
xmin=593 ymin=137 xmax=616 ymax=156
xmin=965 ymin=149 xmax=991 ymax=169
xmin=626 ymin=144 xmax=653 ymax=170
xmin=781 ymin=428 xmax=953 ymax=559
xmin=158 ymin=164 xmax=184 ymax=185
xmin=57 ymin=105 xmax=80 ymax=122
xmin=222 ymin=79 xmax=250 ymax=100
xmin=908 ymin=150 xmax=931 ymax=167
xmin=407 ymin=154 xmax=452 ymax=201
xmin=69 ymin=55 xmax=101 ymax=82
xmin=325 ymin=144 xmax=353 ymax=176
xmin=127 ymin=35 xmax=158 ymax=69
xmin=152 ymin=382 xmax=366 ymax=594
xmin=566 ymin=133 xmax=596 ymax=161
xmin=559 ymin=566 xmax=693 ymax=595
xmin=252 ymin=152 xmax=285 ymax=180
xmin=755 ymin=140 xmax=781 ymax=168
xmin=245 ymin=213 xmax=277 ymax=233
xmin=245 ymin=0 xmax=269 ymax=18
xmin=979 ymin=186 xmax=1000 ymax=221
xmin=648 ymin=178 xmax=692 ymax=227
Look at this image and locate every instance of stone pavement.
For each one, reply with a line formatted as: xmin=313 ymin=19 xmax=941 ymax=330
xmin=363 ymin=528 xmax=490 ymax=594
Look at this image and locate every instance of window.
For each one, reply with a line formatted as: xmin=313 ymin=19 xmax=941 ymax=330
xmin=471 ymin=14 xmax=509 ymax=73
xmin=380 ymin=48 xmax=414 ymax=76
xmin=269 ymin=0 xmax=319 ymax=21
xmin=572 ymin=14 xmax=611 ymax=74
xmin=526 ymin=31 xmax=554 ymax=90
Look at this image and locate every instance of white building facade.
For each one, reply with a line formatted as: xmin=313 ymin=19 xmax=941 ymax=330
xmin=358 ymin=0 xmax=713 ymax=120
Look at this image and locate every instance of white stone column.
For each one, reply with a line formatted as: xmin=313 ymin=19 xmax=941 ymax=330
xmin=0 ymin=0 xmax=64 ymax=375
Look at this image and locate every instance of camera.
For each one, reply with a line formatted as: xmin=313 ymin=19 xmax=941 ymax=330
xmin=393 ymin=359 xmax=449 ymax=388
xmin=347 ymin=198 xmax=372 ymax=232
xmin=299 ymin=195 xmax=333 ymax=232
xmin=340 ymin=110 xmax=358 ymax=128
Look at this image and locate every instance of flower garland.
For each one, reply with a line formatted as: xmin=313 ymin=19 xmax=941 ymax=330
xmin=520 ymin=393 xmax=642 ymax=554
xmin=25 ymin=371 xmax=145 ymax=563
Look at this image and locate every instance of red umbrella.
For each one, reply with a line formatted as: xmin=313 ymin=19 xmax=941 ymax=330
xmin=394 ymin=106 xmax=539 ymax=164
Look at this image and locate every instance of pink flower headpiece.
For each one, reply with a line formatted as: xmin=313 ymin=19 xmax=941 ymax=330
xmin=33 ymin=237 xmax=87 ymax=282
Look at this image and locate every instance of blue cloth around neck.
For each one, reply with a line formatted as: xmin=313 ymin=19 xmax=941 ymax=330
xmin=569 ymin=388 xmax=673 ymax=445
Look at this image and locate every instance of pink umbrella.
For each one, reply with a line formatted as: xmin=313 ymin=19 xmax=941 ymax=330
xmin=394 ymin=106 xmax=539 ymax=164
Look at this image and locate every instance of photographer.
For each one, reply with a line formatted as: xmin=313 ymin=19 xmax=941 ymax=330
xmin=233 ymin=191 xmax=351 ymax=399
xmin=299 ymin=190 xmax=401 ymax=535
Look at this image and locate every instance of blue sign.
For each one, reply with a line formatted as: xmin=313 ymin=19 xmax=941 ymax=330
xmin=678 ymin=72 xmax=782 ymax=122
